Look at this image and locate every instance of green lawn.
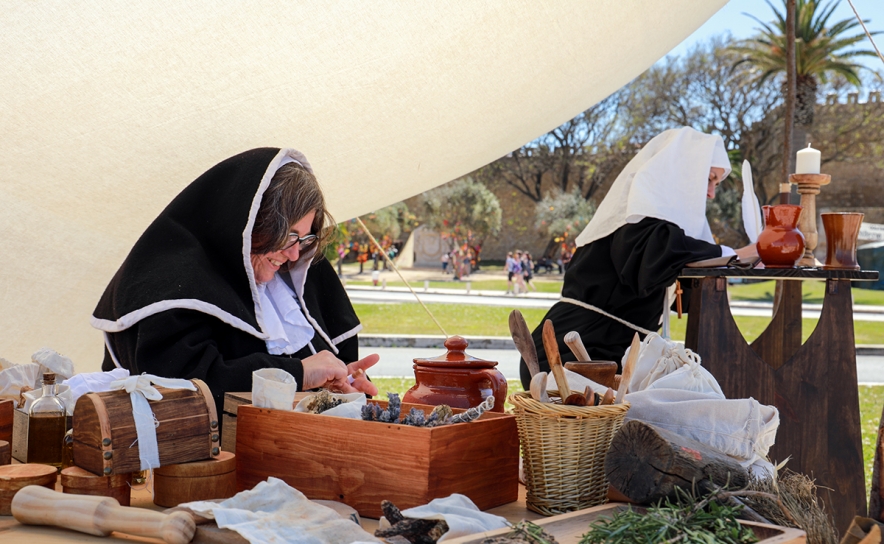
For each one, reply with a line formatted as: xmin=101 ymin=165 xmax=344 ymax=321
xmin=372 ymin=378 xmax=884 ymax=501
xmin=729 ymin=280 xmax=884 ymax=306
xmin=353 ymin=302 xmax=884 ymax=345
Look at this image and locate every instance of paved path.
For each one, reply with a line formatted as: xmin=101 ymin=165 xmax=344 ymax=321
xmin=365 ymin=346 xmax=884 ymax=384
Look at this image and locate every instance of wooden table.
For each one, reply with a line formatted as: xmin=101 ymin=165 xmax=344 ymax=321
xmin=679 ymin=267 xmax=879 ymax=534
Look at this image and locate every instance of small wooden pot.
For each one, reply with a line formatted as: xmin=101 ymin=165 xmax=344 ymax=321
xmin=822 ymin=212 xmax=864 ymax=270
xmin=153 ymin=451 xmax=236 ymax=507
xmin=61 ymin=466 xmax=132 ymax=506
xmin=0 ymin=440 xmax=10 ymax=466
xmin=564 ymin=361 xmax=618 ymax=388
xmin=0 ymin=463 xmax=57 ymax=515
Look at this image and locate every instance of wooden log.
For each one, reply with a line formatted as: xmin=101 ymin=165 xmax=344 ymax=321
xmin=605 ymin=420 xmax=749 ymax=504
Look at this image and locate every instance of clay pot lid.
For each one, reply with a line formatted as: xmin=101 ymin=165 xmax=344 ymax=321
xmin=154 ymin=451 xmax=235 ymax=478
xmin=412 ymin=336 xmax=498 ymax=369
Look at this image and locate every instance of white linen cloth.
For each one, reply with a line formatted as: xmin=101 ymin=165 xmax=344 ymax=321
xmin=252 ymin=368 xmax=298 ymax=411
xmin=0 ymin=362 xmax=42 ymax=407
xmin=109 ymin=374 xmax=197 ymax=470
xmin=396 ymin=494 xmax=510 ymax=542
xmin=31 ymin=347 xmax=76 ymax=380
xmin=294 ymin=391 xmax=366 ymax=419
xmin=621 ymin=333 xmax=779 ymax=467
xmin=741 ymin=160 xmax=763 ymax=243
xmin=180 ymin=477 xmax=380 ymax=544
xmin=62 ymin=368 xmax=131 ymax=407
xmin=575 ymin=127 xmax=731 ymax=248
xmin=545 ymin=369 xmax=608 ymax=396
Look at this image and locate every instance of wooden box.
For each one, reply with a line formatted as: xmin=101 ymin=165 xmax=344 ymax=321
xmin=153 ymin=451 xmax=237 ymax=507
xmin=11 ymin=408 xmax=71 ymax=464
xmin=0 ymin=399 xmax=12 ymax=444
xmin=60 ymin=466 xmax=132 ymax=506
xmin=235 ymin=400 xmax=520 ymax=519
xmin=72 ymin=379 xmax=220 ymax=476
xmin=220 ymin=392 xmax=251 ymax=453
xmin=0 ymin=464 xmax=57 ymax=516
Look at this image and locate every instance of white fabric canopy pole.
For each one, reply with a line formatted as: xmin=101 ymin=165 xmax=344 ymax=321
xmin=0 ymin=1 xmax=727 ymax=371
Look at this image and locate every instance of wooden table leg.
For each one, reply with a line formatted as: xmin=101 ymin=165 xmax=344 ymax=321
xmin=772 ymin=279 xmax=865 ymax=534
xmin=751 ymin=280 xmax=802 ymax=369
xmin=684 ymin=277 xmax=776 ymax=405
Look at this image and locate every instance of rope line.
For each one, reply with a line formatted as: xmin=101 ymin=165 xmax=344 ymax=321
xmin=846 ymin=0 xmax=884 ymax=67
xmin=353 ymin=217 xmax=448 ymax=337
xmin=560 ymin=297 xmax=655 ymax=336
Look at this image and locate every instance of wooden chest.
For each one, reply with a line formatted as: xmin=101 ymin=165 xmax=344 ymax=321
xmin=72 ymin=379 xmax=220 ymax=476
xmin=235 ymin=399 xmax=520 ymax=519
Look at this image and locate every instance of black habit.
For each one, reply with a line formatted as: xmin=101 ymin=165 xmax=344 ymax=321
xmin=92 ymin=148 xmax=361 ymax=418
xmin=520 ymin=217 xmax=722 ymax=389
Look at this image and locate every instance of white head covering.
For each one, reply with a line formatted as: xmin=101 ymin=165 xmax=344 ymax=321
xmin=574 ymin=127 xmax=731 ymax=247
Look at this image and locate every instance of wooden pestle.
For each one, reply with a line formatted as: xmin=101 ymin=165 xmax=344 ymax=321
xmin=563 ymin=331 xmax=591 ymax=362
xmin=542 ymin=320 xmax=571 ymax=400
xmin=615 ymin=333 xmax=642 ymax=404
xmin=12 ymin=485 xmax=196 ymax=544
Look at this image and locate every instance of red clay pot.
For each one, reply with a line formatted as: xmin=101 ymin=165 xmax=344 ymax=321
xmin=403 ymin=336 xmax=507 ymax=413
xmin=757 ymin=205 xmax=805 ymax=269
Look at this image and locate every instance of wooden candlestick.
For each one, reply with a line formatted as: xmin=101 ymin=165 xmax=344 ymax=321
xmin=789 ymin=173 xmax=831 ymax=267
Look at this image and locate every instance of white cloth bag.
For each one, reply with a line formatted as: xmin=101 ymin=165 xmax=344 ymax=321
xmin=252 ymin=368 xmax=298 ymax=411
xmin=294 ymin=391 xmax=366 ymax=419
xmin=625 ymin=333 xmax=723 ymax=397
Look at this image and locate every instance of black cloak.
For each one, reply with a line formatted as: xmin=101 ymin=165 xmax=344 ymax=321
xmin=92 ymin=148 xmax=361 ymax=413
xmin=519 ymin=217 xmax=721 ymax=389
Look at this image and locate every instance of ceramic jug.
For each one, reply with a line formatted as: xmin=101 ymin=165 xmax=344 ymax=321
xmin=403 ymin=336 xmax=507 ymax=413
xmin=757 ymin=205 xmax=805 ymax=269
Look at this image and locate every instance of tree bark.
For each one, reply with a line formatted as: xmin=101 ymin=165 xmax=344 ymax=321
xmin=605 ymin=420 xmax=750 ymax=505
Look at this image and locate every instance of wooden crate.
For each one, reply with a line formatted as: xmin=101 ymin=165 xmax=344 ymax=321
xmin=235 ymin=400 xmax=520 ymax=519
xmin=220 ymin=392 xmax=251 ymax=453
xmin=445 ymin=503 xmax=807 ymax=544
xmin=72 ymin=379 xmax=219 ymax=475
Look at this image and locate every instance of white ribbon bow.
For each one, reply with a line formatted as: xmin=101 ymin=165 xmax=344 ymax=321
xmin=110 ymin=374 xmax=197 ymax=471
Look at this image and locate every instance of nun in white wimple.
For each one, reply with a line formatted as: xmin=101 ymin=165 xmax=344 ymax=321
xmin=519 ymin=127 xmax=758 ymax=388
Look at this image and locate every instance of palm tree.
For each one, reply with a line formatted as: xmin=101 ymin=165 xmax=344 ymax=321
xmin=733 ymin=0 xmax=879 ymax=127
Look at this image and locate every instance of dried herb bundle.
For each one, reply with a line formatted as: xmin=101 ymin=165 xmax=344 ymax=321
xmin=304 ymin=390 xmax=344 ymax=414
xmin=579 ymin=488 xmax=758 ymax=544
xmin=741 ymin=469 xmax=837 ymax=544
xmin=375 ymin=500 xmax=449 ymax=544
xmin=361 ymin=393 xmax=494 ymax=427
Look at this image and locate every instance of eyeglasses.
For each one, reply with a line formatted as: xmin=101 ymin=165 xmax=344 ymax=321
xmin=281 ymin=232 xmax=318 ymax=251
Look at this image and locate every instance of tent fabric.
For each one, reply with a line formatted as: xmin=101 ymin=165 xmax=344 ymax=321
xmin=0 ymin=1 xmax=727 ymax=371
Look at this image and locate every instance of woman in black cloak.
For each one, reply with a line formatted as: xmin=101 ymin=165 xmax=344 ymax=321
xmin=520 ymin=127 xmax=758 ymax=389
xmin=92 ymin=148 xmax=378 ymax=413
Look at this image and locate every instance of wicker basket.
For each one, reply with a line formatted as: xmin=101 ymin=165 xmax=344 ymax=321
xmin=510 ymin=391 xmax=629 ymax=515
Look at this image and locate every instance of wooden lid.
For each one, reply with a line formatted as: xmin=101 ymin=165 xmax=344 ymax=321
xmin=61 ymin=466 xmax=131 ymax=489
xmin=0 ymin=464 xmax=57 ymax=491
xmin=154 ymin=451 xmax=235 ymax=478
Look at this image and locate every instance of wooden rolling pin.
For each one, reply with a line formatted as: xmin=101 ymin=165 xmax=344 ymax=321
xmin=563 ymin=331 xmax=591 ymax=362
xmin=12 ymin=485 xmax=195 ymax=544
xmin=541 ymin=319 xmax=571 ymax=400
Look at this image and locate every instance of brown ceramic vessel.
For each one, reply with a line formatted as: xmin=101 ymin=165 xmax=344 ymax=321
xmin=403 ymin=336 xmax=507 ymax=412
xmin=821 ymin=212 xmax=863 ymax=270
xmin=757 ymin=205 xmax=806 ymax=268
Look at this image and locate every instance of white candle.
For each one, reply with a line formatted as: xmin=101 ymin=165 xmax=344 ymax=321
xmin=796 ymin=143 xmax=821 ymax=174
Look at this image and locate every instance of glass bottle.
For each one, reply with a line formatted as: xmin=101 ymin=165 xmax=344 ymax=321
xmin=28 ymin=372 xmax=68 ymax=469
xmin=61 ymin=428 xmax=75 ymax=469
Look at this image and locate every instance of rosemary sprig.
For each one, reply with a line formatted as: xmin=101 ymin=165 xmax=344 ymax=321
xmin=579 ymin=488 xmax=758 ymax=544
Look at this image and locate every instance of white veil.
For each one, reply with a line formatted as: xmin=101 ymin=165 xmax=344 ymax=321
xmin=575 ymin=127 xmax=731 ymax=248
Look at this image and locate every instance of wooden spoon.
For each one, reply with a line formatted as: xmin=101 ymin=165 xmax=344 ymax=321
xmin=600 ymin=387 xmax=615 ymax=405
xmin=542 ymin=319 xmax=571 ymax=400
xmin=564 ymin=331 xmax=591 ymax=362
xmin=509 ymin=310 xmax=540 ymax=377
xmin=528 ymin=372 xmax=549 ymax=403
xmin=615 ymin=333 xmax=641 ymax=404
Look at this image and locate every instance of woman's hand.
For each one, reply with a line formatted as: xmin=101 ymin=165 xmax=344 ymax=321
xmin=301 ymin=351 xmax=380 ymax=395
xmin=735 ymin=243 xmax=759 ymax=262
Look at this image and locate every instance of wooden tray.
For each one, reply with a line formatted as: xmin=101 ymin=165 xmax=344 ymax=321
xmin=445 ymin=503 xmax=806 ymax=544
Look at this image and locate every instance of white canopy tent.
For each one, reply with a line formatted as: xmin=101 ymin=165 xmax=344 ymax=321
xmin=0 ymin=1 xmax=727 ymax=372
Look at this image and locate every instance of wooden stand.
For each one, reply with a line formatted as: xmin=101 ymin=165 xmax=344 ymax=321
xmin=681 ymin=267 xmax=878 ymax=535
xmin=789 ymin=173 xmax=831 ymax=266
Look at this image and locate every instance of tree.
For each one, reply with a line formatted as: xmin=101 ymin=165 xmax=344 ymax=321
xmin=477 ymin=90 xmax=633 ymax=203
xmin=534 ymin=189 xmax=596 ymax=242
xmin=732 ymin=0 xmax=879 ymax=127
xmin=419 ymin=177 xmax=502 ymax=265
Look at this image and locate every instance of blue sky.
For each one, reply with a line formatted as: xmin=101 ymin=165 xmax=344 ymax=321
xmin=668 ymin=0 xmax=884 ymax=72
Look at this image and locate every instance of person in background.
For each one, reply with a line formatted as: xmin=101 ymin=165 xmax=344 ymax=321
xmin=441 ymin=251 xmax=450 ymax=274
xmin=505 ymin=251 xmax=516 ymax=294
xmin=522 ymin=252 xmax=537 ymax=292
xmin=519 ymin=127 xmax=758 ymax=388
xmin=93 ymin=148 xmax=379 ymax=424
